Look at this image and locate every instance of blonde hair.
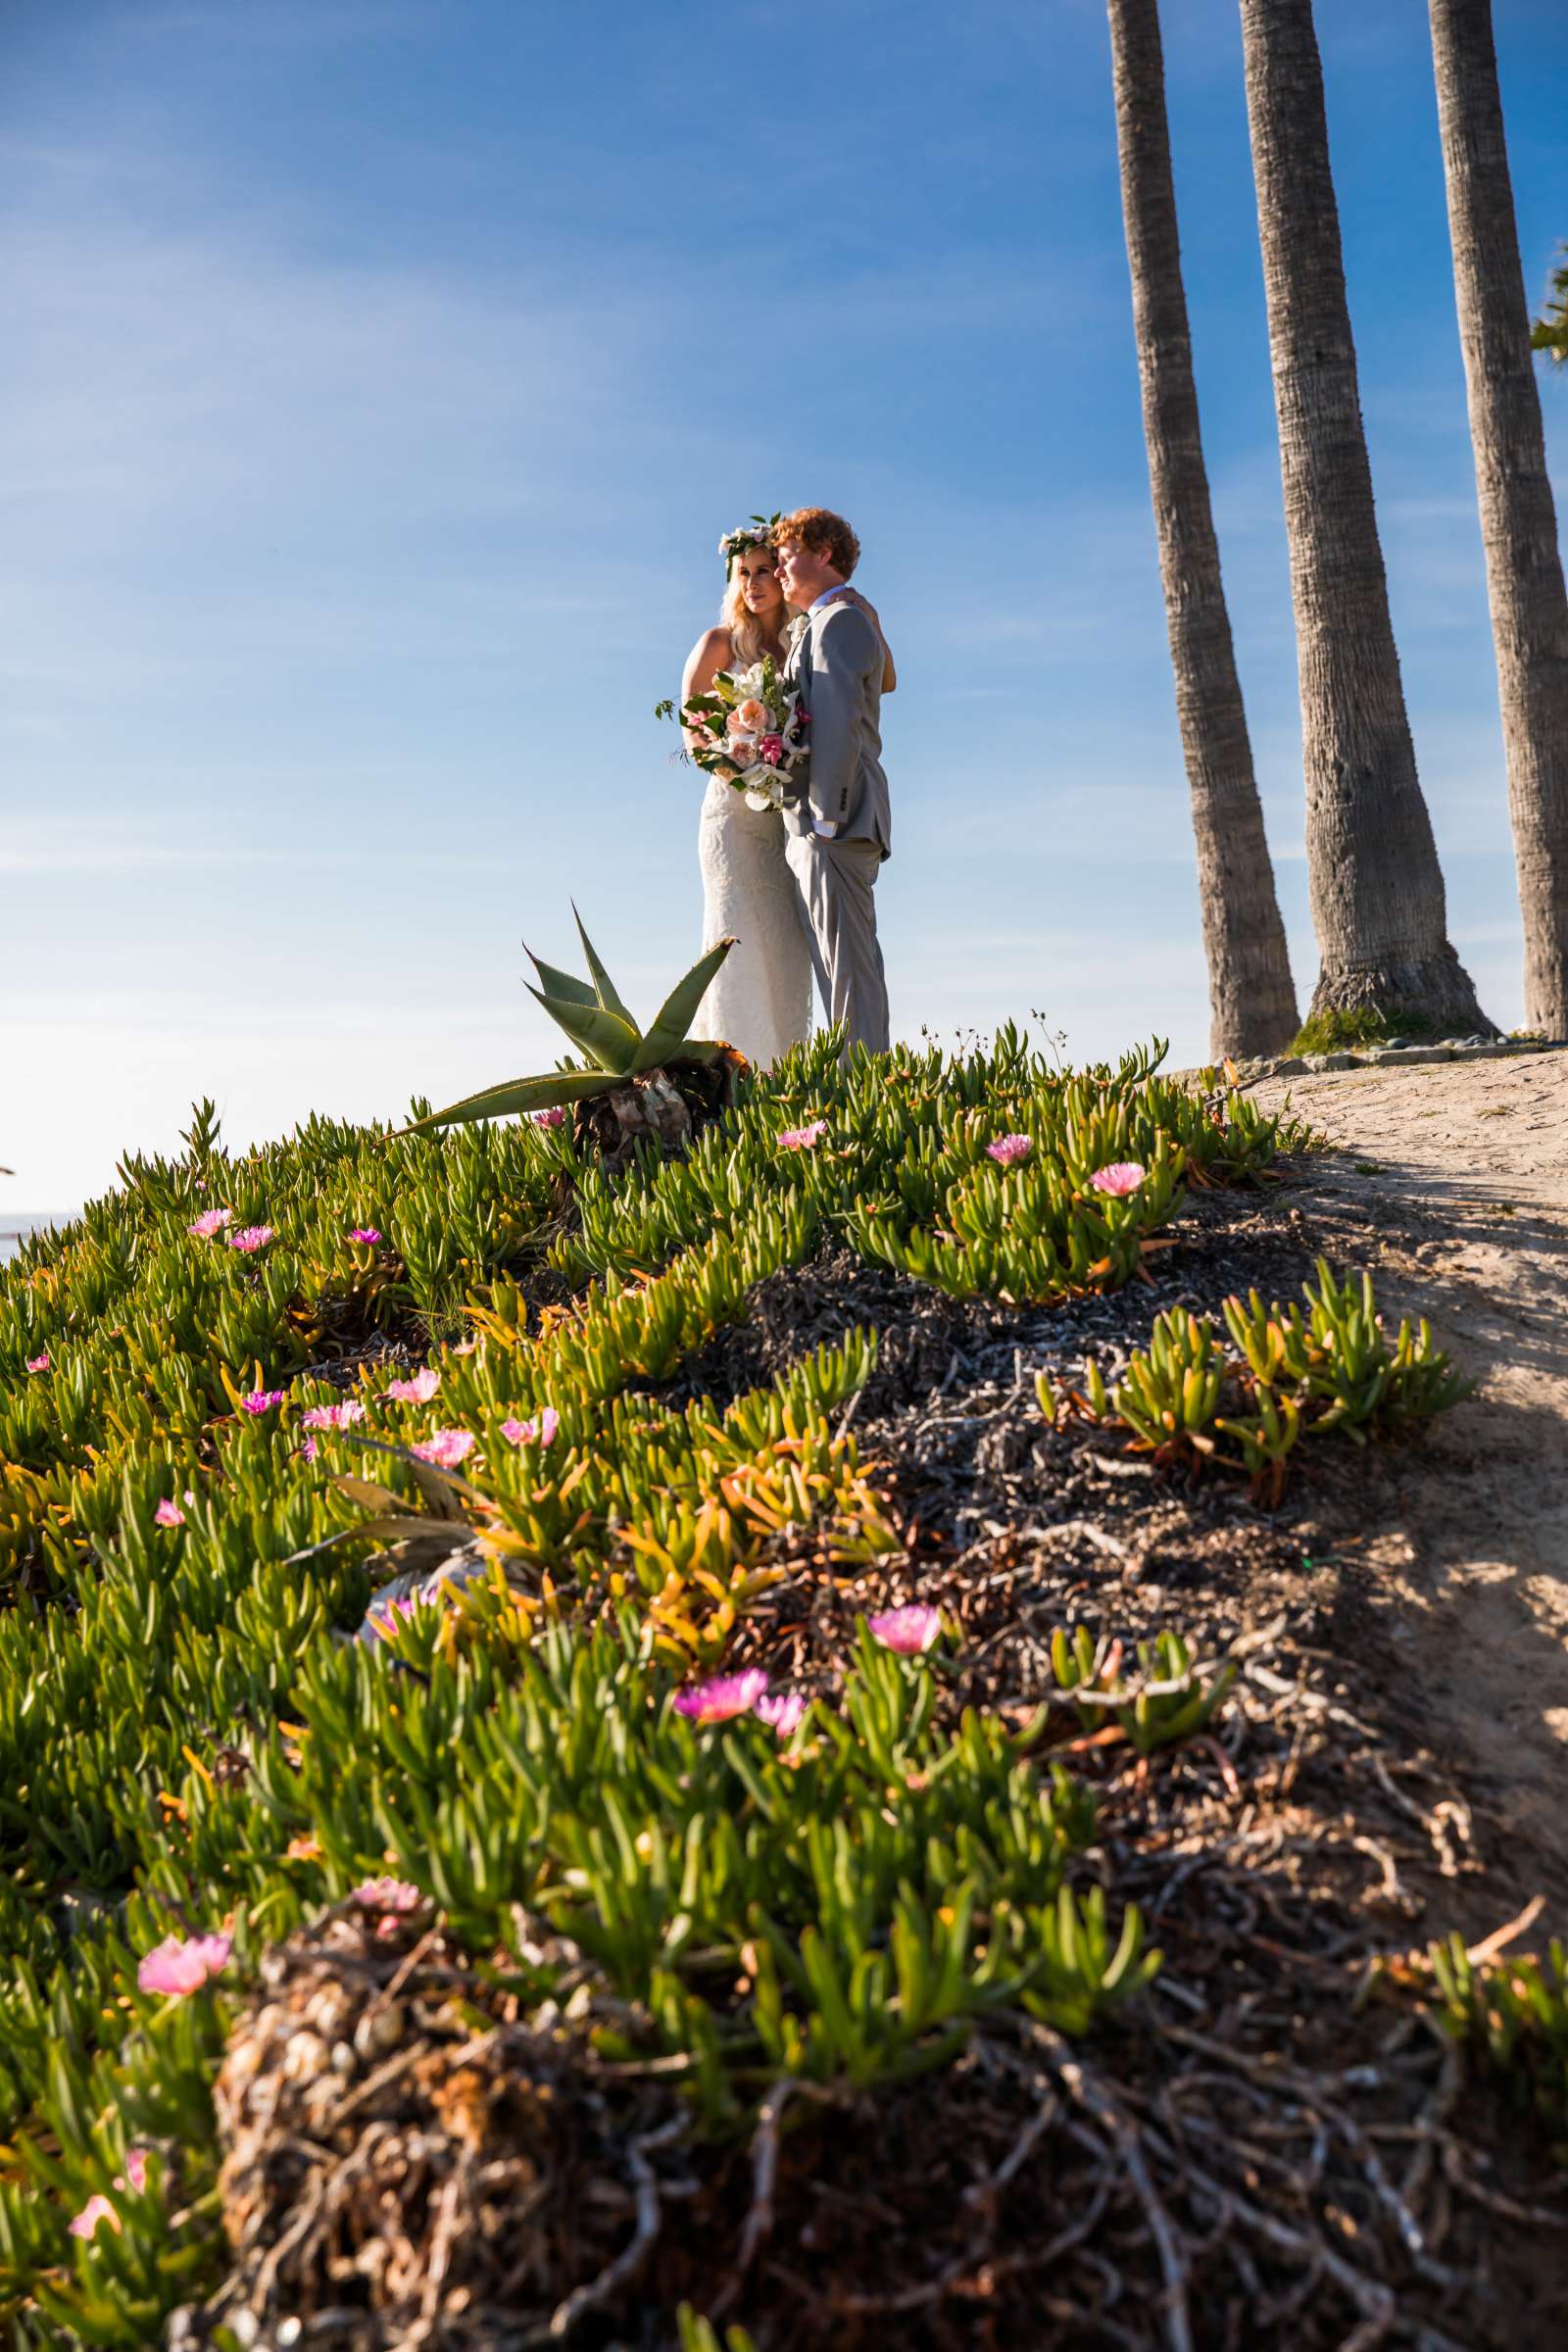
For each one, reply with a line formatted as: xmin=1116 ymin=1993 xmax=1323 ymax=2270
xmin=720 ymin=558 xmax=787 ymax=665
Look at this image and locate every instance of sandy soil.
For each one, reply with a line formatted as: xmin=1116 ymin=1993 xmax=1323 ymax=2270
xmin=1247 ymin=1049 xmax=1568 ymax=1899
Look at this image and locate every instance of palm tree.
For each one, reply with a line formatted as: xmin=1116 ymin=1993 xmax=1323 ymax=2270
xmin=1429 ymin=0 xmax=1568 ymax=1039
xmin=1237 ymin=0 xmax=1494 ymax=1035
xmin=1532 ymin=246 xmax=1568 ymax=367
xmin=1106 ymin=0 xmax=1298 ymax=1060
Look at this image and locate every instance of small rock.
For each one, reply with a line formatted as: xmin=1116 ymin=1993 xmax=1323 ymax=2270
xmin=1268 ymin=1055 xmax=1307 ymax=1075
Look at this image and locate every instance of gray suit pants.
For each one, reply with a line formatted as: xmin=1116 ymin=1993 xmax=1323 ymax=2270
xmin=784 ymin=832 xmax=890 ymax=1056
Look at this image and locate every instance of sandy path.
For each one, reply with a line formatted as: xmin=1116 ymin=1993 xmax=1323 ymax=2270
xmin=1248 ymin=1050 xmax=1568 ymax=1896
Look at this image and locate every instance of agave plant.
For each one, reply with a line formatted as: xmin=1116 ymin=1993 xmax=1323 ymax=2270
xmin=401 ymin=910 xmax=745 ymax=1157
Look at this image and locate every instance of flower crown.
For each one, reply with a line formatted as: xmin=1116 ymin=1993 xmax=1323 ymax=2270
xmin=718 ymin=513 xmax=782 ymax=574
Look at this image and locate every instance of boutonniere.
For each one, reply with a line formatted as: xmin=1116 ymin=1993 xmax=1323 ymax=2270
xmin=785 ymin=612 xmax=809 ymax=648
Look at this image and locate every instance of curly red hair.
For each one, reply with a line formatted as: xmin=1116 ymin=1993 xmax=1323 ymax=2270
xmin=772 ymin=506 xmax=860 ymax=580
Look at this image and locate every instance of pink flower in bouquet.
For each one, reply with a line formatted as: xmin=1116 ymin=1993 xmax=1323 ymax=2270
xmin=778 ymin=1119 xmax=828 ymax=1150
xmin=986 ymin=1134 xmax=1033 ymax=1167
xmin=673 ymin=1669 xmax=769 ymax=1726
xmin=735 ymin=697 xmax=768 ymax=733
xmin=240 ymin=1389 xmax=286 ymax=1415
xmin=154 ymin=1497 xmax=185 ymax=1528
xmin=301 ymin=1399 xmax=367 ymax=1431
xmin=69 ymin=2150 xmax=150 ymax=2238
xmin=755 ymin=1691 xmax=808 ymax=1739
xmin=1091 ymin=1161 xmax=1146 ymax=1197
xmin=345 ymin=1226 xmax=382 ymax=1245
xmin=228 ymin=1225 xmax=274 ymax=1253
xmin=187 ymin=1207 xmax=233 ymax=1240
xmin=867 ymin=1603 xmax=942 ymax=1655
xmin=759 ymin=734 xmax=785 ymax=765
xmin=386 ymin=1367 xmax=440 ymax=1403
xmin=531 ymin=1105 xmax=566 ymax=1128
xmin=24 ymin=1350 xmax=50 ymax=1373
xmin=411 ymin=1428 xmax=475 ymax=1468
xmin=137 ymin=1932 xmax=231 ymax=1997
xmin=502 ymin=1406 xmax=561 ymax=1448
xmin=352 ymin=1876 xmax=423 ymax=1913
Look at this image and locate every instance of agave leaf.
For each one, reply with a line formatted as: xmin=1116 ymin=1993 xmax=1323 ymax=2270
xmin=394 ymin=1067 xmax=619 ymax=1137
xmin=526 ymin=987 xmax=641 ymax=1076
xmin=631 ymin=938 xmax=737 ymax=1072
xmin=572 ymin=904 xmax=635 ymax=1024
xmin=522 ymin=941 xmax=599 ymax=1009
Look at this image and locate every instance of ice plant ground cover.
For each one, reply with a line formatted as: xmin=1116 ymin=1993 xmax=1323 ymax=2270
xmin=0 ymin=1030 xmax=1559 ymax=2345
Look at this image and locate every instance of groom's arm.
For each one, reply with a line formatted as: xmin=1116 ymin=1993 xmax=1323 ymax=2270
xmin=804 ymin=604 xmax=880 ymax=836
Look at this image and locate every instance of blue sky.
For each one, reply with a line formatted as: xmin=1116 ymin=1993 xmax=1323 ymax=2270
xmin=4 ymin=0 xmax=1565 ymax=1213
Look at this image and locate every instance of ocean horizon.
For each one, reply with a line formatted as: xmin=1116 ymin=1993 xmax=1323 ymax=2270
xmin=0 ymin=1213 xmax=77 ymax=1267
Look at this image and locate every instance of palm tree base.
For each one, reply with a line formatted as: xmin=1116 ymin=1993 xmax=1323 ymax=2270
xmin=1305 ymin=946 xmax=1497 ymax=1038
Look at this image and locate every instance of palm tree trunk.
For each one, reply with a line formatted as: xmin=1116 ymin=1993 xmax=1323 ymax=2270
xmin=1430 ymin=0 xmax=1568 ymax=1039
xmin=1107 ymin=0 xmax=1299 ymax=1060
xmin=1238 ymin=0 xmax=1494 ymax=1034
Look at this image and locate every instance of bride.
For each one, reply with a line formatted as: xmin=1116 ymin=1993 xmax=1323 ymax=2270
xmin=682 ymin=519 xmax=895 ymax=1067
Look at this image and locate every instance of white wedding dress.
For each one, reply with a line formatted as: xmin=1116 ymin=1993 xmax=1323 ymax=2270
xmin=696 ymin=750 xmax=813 ymax=1069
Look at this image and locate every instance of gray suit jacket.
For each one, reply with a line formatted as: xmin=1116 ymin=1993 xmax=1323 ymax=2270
xmin=782 ymin=602 xmax=891 ymax=857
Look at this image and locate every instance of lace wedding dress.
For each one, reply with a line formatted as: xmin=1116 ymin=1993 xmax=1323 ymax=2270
xmin=696 ymin=757 xmax=813 ymax=1070
xmin=694 ymin=597 xmax=883 ymax=1064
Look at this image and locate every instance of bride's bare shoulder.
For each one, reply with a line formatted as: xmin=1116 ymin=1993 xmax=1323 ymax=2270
xmin=683 ymin=625 xmax=733 ymax=693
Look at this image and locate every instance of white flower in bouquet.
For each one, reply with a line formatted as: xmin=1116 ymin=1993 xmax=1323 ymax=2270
xmin=659 ymin=650 xmax=810 ymax=813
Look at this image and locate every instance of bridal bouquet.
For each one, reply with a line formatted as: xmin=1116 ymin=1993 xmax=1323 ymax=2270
xmin=658 ymin=656 xmax=808 ymax=811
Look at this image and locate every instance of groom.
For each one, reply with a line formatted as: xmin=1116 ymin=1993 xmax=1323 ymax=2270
xmin=772 ymin=507 xmax=891 ymax=1055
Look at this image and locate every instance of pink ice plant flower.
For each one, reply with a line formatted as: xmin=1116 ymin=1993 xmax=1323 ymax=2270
xmin=154 ymin=1497 xmax=185 ymax=1528
xmin=299 ymin=1438 xmax=319 ymax=1463
xmin=227 ymin=1225 xmax=274 ymax=1253
xmin=368 ymin=1593 xmax=424 ymax=1642
xmin=778 ymin=1119 xmax=828 ymax=1151
xmin=531 ymin=1105 xmax=567 ymax=1129
xmin=187 ymin=1207 xmax=233 ymax=1240
xmin=352 ymin=1877 xmax=423 ymax=1913
xmin=386 ymin=1367 xmax=441 ymax=1404
xmin=673 ymin=1669 xmax=769 ymax=1726
xmin=241 ymin=1389 xmax=287 ymax=1415
xmin=1091 ymin=1160 xmax=1147 ymax=1197
xmin=411 ymin=1428 xmax=475 ymax=1468
xmin=345 ymin=1226 xmax=382 ymax=1245
xmin=986 ymin=1134 xmax=1033 ymax=1167
xmin=137 ymin=1932 xmax=231 ymax=1997
xmin=501 ymin=1406 xmax=561 ymax=1448
xmin=25 ymin=1351 xmax=50 ymax=1374
xmin=755 ymin=1691 xmax=808 ymax=1740
xmin=69 ymin=2149 xmax=151 ymax=2239
xmin=867 ymin=1603 xmax=943 ymax=1655
xmin=301 ymin=1399 xmax=367 ymax=1431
